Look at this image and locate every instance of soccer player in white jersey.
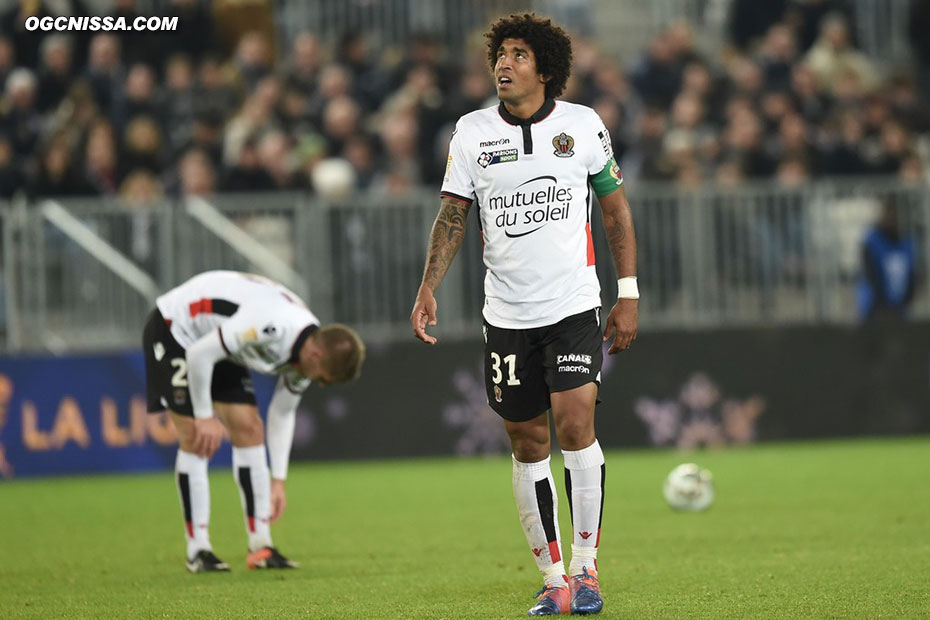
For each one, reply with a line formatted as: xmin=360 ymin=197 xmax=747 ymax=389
xmin=143 ymin=270 xmax=365 ymax=573
xmin=411 ymin=14 xmax=638 ymax=616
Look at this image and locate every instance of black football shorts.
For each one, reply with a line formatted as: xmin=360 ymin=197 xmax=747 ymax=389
xmin=142 ymin=308 xmax=257 ymax=416
xmin=483 ymin=308 xmax=603 ymax=422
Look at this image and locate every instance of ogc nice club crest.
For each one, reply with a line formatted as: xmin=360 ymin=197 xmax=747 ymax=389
xmin=552 ymin=132 xmax=575 ymax=157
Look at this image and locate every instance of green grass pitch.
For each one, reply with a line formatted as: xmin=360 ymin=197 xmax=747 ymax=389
xmin=1 ymin=437 xmax=928 ymax=619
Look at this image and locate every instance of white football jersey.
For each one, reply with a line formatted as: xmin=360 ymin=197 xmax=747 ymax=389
xmin=156 ymin=270 xmax=318 ymax=392
xmin=441 ymin=99 xmax=621 ymax=328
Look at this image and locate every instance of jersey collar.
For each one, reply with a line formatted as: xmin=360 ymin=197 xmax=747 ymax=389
xmin=498 ymin=98 xmax=555 ymax=126
xmin=289 ymin=323 xmax=319 ymax=365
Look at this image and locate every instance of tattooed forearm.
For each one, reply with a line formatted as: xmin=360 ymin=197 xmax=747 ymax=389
xmin=421 ymin=196 xmax=471 ymax=290
xmin=600 ymin=189 xmax=637 ymax=278
xmin=605 ymin=218 xmax=626 ymax=253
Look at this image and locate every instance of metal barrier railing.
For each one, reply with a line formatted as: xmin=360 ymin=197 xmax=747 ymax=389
xmin=275 ymin=0 xmax=525 ymax=61
xmin=0 ymin=202 xmax=12 ymax=352
xmin=183 ymin=195 xmax=308 ymax=301
xmin=851 ymin=0 xmax=915 ymax=68
xmin=273 ymin=0 xmax=913 ymax=77
xmin=0 ymin=178 xmax=927 ymax=353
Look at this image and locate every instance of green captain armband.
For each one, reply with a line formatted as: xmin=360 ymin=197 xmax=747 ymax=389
xmin=590 ymin=157 xmax=624 ymax=197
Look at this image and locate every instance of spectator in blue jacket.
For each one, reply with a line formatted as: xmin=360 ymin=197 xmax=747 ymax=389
xmin=857 ymin=200 xmax=917 ymax=322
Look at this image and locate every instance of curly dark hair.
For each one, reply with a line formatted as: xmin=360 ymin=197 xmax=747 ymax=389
xmin=485 ymin=13 xmax=573 ymax=100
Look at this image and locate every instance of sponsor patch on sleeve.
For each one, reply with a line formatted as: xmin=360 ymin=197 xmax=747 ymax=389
xmin=598 ymin=130 xmax=613 ymax=159
xmin=241 ymin=327 xmax=258 ymax=342
xmin=443 ymin=154 xmax=453 ymax=182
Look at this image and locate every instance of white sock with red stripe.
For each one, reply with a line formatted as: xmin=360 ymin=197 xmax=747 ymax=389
xmin=232 ymin=445 xmax=273 ymax=552
xmin=512 ymin=455 xmax=567 ymax=588
xmin=563 ymin=439 xmax=605 ymax=577
xmin=175 ymin=449 xmax=212 ymax=560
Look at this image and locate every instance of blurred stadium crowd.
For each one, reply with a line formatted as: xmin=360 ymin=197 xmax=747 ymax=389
xmin=1 ymin=0 xmax=929 ymax=207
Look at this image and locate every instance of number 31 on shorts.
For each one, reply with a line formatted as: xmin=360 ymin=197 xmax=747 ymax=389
xmin=490 ymin=352 xmax=521 ymax=386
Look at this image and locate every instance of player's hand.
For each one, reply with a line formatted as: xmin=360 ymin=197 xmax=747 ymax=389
xmin=270 ymin=479 xmax=287 ymax=522
xmin=191 ymin=417 xmax=224 ymax=458
xmin=411 ymin=285 xmax=438 ymax=345
xmin=603 ymin=298 xmax=638 ymax=355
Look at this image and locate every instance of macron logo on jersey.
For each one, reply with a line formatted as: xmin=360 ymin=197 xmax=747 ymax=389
xmin=487 ymin=176 xmax=574 ymax=238
xmin=479 ymin=138 xmax=510 ymax=147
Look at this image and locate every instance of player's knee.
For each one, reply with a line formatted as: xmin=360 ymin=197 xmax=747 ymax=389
xmin=225 ymin=410 xmax=264 ymax=446
xmin=177 ymin=434 xmax=197 ymax=453
xmin=511 ymin=440 xmax=550 ymax=462
xmin=170 ymin=412 xmax=197 ymax=452
xmin=508 ymin=432 xmax=550 ymax=462
xmin=554 ymin=416 xmax=594 ymax=449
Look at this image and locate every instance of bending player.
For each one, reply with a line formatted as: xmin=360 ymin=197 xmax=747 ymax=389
xmin=143 ymin=270 xmax=365 ymax=572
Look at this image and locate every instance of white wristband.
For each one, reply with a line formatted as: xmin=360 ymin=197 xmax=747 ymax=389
xmin=617 ymin=276 xmax=639 ymax=299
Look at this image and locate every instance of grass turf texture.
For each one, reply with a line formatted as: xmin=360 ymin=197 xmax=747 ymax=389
xmin=1 ymin=437 xmax=927 ymax=619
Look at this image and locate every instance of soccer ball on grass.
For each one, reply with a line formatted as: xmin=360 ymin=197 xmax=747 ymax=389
xmin=662 ymin=463 xmax=714 ymax=511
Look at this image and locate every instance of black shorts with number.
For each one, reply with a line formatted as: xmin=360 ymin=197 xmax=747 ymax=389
xmin=483 ymin=308 xmax=603 ymax=422
xmin=142 ymin=309 xmax=257 ymax=416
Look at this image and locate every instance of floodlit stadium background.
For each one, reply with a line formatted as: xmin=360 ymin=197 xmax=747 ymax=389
xmin=0 ymin=0 xmax=930 ymax=477
xmin=2 ymin=0 xmax=928 ymax=472
xmin=1 ymin=2 xmax=929 ymax=618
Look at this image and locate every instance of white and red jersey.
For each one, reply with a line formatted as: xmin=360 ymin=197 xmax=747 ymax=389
xmin=441 ymin=99 xmax=621 ymax=329
xmin=156 ymin=270 xmax=318 ymax=393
